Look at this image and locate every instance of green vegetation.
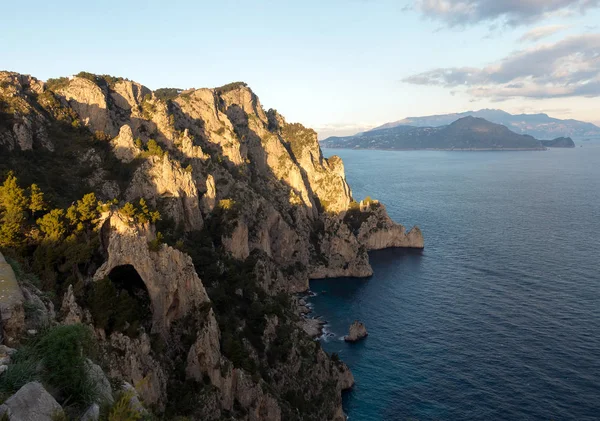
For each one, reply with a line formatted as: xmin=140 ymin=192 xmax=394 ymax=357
xmin=45 ymin=77 xmax=70 ymax=91
xmin=0 ymin=324 xmax=99 ymax=408
xmin=84 ymin=275 xmax=151 ymax=337
xmin=104 ymin=390 xmax=142 ymax=421
xmin=138 ymin=139 xmax=165 ymax=158
xmin=140 ymin=94 xmax=156 ymax=119
xmin=153 ymin=88 xmax=182 ymax=102
xmin=119 ymin=199 xmax=160 ymax=225
xmin=215 ymin=81 xmax=248 ymax=95
xmin=281 ymin=123 xmax=317 ymax=158
xmin=0 ymin=172 xmax=30 ymax=250
xmin=74 ymin=72 xmax=126 ymax=89
xmin=0 ymin=174 xmax=158 ymax=299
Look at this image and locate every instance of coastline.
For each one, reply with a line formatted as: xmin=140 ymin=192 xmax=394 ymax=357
xmin=320 ymin=146 xmax=548 ymax=151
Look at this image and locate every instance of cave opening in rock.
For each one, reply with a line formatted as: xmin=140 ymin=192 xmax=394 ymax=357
xmin=87 ymin=264 xmax=152 ymax=337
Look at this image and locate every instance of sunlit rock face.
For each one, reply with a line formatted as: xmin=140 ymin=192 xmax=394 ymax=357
xmin=0 ymin=71 xmax=423 ymax=421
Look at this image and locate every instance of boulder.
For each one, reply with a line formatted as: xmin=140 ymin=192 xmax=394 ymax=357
xmin=0 ymin=381 xmax=63 ymax=421
xmin=84 ymin=359 xmax=113 ymax=405
xmin=0 ymin=252 xmax=25 ymax=345
xmin=345 ymin=320 xmax=368 ymax=342
xmin=80 ymin=403 xmax=100 ymax=421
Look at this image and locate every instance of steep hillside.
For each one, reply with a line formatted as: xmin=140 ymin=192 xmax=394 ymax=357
xmin=322 ymin=116 xmax=545 ymax=150
xmin=540 ymin=137 xmax=576 ymax=148
xmin=0 ymin=71 xmax=422 ymax=420
xmin=370 ymin=109 xmax=600 ymax=141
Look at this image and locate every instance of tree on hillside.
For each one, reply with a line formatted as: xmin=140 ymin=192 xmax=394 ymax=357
xmin=0 ymin=172 xmax=29 ymax=249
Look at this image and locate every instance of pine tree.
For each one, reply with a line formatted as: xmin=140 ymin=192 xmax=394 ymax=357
xmin=0 ymin=172 xmax=29 ymax=249
xmin=29 ymin=183 xmax=46 ymax=215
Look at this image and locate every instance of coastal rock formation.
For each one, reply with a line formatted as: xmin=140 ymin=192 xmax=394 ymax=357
xmin=0 ymin=71 xmax=423 ymax=421
xmin=356 ymin=201 xmax=424 ymax=250
xmin=345 ymin=320 xmax=368 ymax=342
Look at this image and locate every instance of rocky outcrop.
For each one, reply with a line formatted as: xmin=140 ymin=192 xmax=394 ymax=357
xmin=85 ymin=359 xmax=114 ymax=405
xmin=0 ymin=381 xmax=63 ymax=421
xmin=80 ymin=404 xmax=100 ymax=421
xmin=60 ymin=284 xmax=88 ymax=325
xmin=0 ymin=252 xmax=25 ymax=345
xmin=356 ymin=202 xmax=424 ymax=250
xmin=0 ymin=72 xmax=425 ymax=421
xmin=104 ymin=332 xmax=166 ymax=409
xmin=345 ymin=320 xmax=368 ymax=342
xmin=59 ymin=77 xmax=117 ymax=136
xmin=0 ymin=72 xmax=52 ymax=151
xmin=126 ymin=155 xmax=203 ymax=231
xmin=94 ymin=213 xmax=209 ymax=334
xmin=185 ymin=308 xmax=222 ymax=389
xmin=309 ymin=215 xmax=373 ymax=279
xmin=111 ymin=124 xmax=139 ymax=163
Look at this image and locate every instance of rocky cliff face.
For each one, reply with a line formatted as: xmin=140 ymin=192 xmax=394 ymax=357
xmin=0 ymin=71 xmax=423 ymax=420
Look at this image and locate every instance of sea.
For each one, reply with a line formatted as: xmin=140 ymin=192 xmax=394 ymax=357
xmin=311 ymin=144 xmax=600 ymax=421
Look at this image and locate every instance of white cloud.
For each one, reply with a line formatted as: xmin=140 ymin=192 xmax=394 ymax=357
xmin=416 ymin=0 xmax=600 ymax=26
xmin=403 ymin=33 xmax=600 ymax=100
xmin=518 ymin=25 xmax=569 ymax=42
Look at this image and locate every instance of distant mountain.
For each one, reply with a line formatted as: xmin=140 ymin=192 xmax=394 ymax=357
xmin=371 ymin=109 xmax=600 ymax=141
xmin=321 ymin=117 xmax=574 ymax=151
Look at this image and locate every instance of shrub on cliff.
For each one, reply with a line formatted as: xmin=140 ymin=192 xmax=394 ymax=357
xmin=0 ymin=324 xmax=99 ymax=408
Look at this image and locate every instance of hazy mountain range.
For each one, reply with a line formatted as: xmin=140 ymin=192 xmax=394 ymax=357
xmin=369 ymin=109 xmax=600 ymax=141
xmin=321 ymin=116 xmax=576 ymax=151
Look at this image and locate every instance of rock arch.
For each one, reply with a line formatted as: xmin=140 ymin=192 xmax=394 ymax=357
xmin=94 ymin=213 xmax=210 ymax=335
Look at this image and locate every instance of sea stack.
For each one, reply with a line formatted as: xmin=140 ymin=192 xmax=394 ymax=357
xmin=345 ymin=320 xmax=368 ymax=342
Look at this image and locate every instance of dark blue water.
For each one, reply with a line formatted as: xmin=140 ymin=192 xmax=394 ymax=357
xmin=313 ymin=146 xmax=600 ymax=421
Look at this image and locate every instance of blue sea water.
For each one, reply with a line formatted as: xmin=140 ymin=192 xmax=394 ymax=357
xmin=312 ymin=145 xmax=600 ymax=421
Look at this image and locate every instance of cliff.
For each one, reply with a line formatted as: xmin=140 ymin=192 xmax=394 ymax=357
xmin=0 ymin=71 xmax=422 ymax=420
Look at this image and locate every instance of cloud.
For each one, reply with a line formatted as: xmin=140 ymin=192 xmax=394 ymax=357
xmin=314 ymin=123 xmax=378 ymax=139
xmin=519 ymin=25 xmax=568 ymax=42
xmin=402 ymin=33 xmax=600 ymax=100
xmin=416 ymin=0 xmax=600 ymax=26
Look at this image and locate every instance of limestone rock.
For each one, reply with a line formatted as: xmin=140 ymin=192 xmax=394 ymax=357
xmin=59 ymin=77 xmax=117 ymax=136
xmin=60 ymin=284 xmax=86 ymax=325
xmin=94 ymin=213 xmax=210 ymax=334
xmin=222 ymin=221 xmax=250 ymax=260
xmin=111 ymin=80 xmax=151 ymax=111
xmin=0 ymin=381 xmax=63 ymax=421
xmin=21 ymin=283 xmax=55 ymax=331
xmin=84 ymin=359 xmax=113 ymax=405
xmin=105 ymin=333 xmax=166 ymax=409
xmin=121 ymin=382 xmax=148 ymax=415
xmin=0 ymin=252 xmax=25 ymax=345
xmin=126 ymin=155 xmax=203 ymax=231
xmin=309 ymin=215 xmax=373 ymax=279
xmin=80 ymin=403 xmax=100 ymax=421
xmin=185 ymin=308 xmax=222 ymax=388
xmin=345 ymin=320 xmax=368 ymax=342
xmin=356 ymin=202 xmax=424 ymax=250
xmin=111 ymin=125 xmax=138 ymax=163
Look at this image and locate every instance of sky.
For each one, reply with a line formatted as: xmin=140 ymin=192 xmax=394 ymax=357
xmin=1 ymin=0 xmax=599 ymax=138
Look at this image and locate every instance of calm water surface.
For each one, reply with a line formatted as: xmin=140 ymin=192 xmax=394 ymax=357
xmin=312 ymin=145 xmax=600 ymax=421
